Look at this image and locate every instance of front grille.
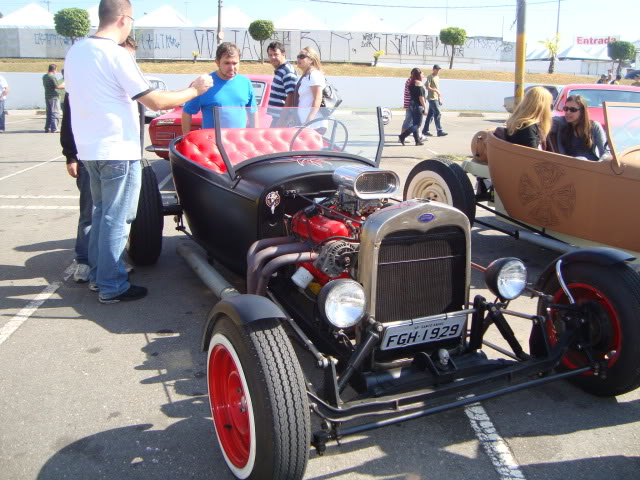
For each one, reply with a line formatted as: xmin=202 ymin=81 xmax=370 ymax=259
xmin=375 ymin=226 xmax=466 ymax=323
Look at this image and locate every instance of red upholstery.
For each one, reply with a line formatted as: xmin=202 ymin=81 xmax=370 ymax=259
xmin=176 ymin=128 xmax=324 ymax=174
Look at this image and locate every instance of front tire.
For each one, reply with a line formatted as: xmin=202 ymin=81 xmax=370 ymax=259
xmin=126 ymin=159 xmax=164 ymax=265
xmin=207 ymin=315 xmax=310 ymax=480
xmin=404 ymin=158 xmax=476 ymax=224
xmin=530 ymin=262 xmax=640 ymax=397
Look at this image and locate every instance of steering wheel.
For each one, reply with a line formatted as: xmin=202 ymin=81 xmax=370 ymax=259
xmin=289 ymin=117 xmax=349 ymax=152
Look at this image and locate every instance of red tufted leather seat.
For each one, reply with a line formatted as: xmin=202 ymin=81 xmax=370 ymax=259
xmin=176 ymin=128 xmax=324 ymax=174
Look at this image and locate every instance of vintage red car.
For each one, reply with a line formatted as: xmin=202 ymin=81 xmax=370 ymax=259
xmin=146 ymin=74 xmax=273 ymax=159
xmin=551 ymin=83 xmax=640 ymax=126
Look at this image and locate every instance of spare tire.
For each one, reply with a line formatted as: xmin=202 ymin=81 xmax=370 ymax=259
xmin=127 ymin=159 xmax=164 ymax=266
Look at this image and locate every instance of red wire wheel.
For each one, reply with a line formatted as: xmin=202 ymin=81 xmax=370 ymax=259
xmin=531 ymin=261 xmax=640 ymax=397
xmin=546 ymin=283 xmax=622 ymax=371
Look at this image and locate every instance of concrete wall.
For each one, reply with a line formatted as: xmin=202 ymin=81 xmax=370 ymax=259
xmin=0 ymin=26 xmax=515 ymax=64
xmin=1 ymin=71 xmax=520 ymax=112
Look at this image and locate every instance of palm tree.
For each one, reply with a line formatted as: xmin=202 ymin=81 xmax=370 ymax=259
xmin=540 ymin=35 xmax=560 ymax=74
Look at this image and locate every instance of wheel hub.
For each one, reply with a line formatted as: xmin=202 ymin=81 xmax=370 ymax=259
xmin=209 ymin=344 xmax=251 ymax=468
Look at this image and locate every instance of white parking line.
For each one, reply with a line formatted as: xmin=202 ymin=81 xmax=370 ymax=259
xmin=464 ymin=403 xmax=526 ymax=480
xmin=5 ymin=119 xmax=36 ymax=125
xmin=0 ymin=155 xmax=63 ymax=182
xmin=0 ymin=206 xmax=77 ymax=210
xmin=0 ymin=263 xmax=74 ymax=347
xmin=0 ymin=195 xmax=79 ymax=199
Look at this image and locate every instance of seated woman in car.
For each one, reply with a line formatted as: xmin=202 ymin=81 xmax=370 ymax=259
xmin=504 ymin=86 xmax=552 ymax=149
xmin=549 ymin=95 xmax=607 ymax=161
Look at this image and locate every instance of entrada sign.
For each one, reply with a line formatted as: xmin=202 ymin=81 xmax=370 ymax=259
xmin=575 ymin=36 xmax=619 ymax=45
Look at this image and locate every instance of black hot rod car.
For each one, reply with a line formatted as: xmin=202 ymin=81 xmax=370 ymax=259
xmin=129 ymin=107 xmax=640 ymax=480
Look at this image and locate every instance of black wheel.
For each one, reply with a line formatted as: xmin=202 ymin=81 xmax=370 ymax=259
xmin=530 ymin=262 xmax=640 ymax=397
xmin=207 ymin=315 xmax=310 ymax=480
xmin=289 ymin=117 xmax=349 ymax=152
xmin=126 ymin=159 xmax=164 ymax=265
xmin=403 ymin=158 xmax=476 ymax=224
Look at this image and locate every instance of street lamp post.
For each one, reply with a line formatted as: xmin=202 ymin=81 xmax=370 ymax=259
xmin=514 ymin=0 xmax=526 ymax=106
xmin=216 ymin=0 xmax=223 ymax=48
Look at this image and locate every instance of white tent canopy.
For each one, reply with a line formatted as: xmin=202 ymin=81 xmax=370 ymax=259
xmin=87 ymin=4 xmax=99 ymax=27
xmin=275 ymin=8 xmax=328 ymax=31
xmin=557 ymin=44 xmax=603 ymax=61
xmin=136 ymin=5 xmax=193 ymax=28
xmin=403 ymin=16 xmax=447 ymax=35
xmin=336 ymin=11 xmax=397 ymax=33
xmin=199 ymin=6 xmax=252 ymax=28
xmin=0 ymin=3 xmax=54 ymax=27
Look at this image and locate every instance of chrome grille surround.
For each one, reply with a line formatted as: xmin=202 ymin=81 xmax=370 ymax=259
xmin=358 ymin=199 xmax=471 ymax=322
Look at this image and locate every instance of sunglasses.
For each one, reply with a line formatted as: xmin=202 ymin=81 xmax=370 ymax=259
xmin=296 ymin=54 xmax=309 ymax=60
xmin=563 ymin=106 xmax=581 ymax=113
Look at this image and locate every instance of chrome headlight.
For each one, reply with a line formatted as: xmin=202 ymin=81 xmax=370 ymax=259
xmin=318 ymin=279 xmax=366 ymax=328
xmin=485 ymin=258 xmax=527 ymax=301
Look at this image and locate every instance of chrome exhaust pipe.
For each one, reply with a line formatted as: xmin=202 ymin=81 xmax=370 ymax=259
xmin=177 ymin=244 xmax=239 ymax=299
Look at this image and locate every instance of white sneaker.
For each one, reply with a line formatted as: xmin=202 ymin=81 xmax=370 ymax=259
xmin=73 ymin=264 xmax=90 ymax=283
xmin=88 ymin=283 xmax=99 ymax=292
xmin=123 ymin=260 xmax=134 ymax=273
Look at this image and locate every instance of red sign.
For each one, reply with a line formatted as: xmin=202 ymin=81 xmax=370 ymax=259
xmin=575 ymin=36 xmax=618 ymax=45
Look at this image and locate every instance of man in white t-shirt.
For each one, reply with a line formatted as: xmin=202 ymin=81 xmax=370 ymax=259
xmin=0 ymin=74 xmax=9 ymax=133
xmin=64 ymin=0 xmax=212 ymax=304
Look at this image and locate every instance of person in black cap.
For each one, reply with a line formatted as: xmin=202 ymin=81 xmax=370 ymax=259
xmin=421 ymin=64 xmax=448 ymax=137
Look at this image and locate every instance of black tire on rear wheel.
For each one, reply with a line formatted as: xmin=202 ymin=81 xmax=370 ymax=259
xmin=126 ymin=159 xmax=164 ymax=266
xmin=207 ymin=315 xmax=310 ymax=480
xmin=403 ymin=158 xmax=476 ymax=225
xmin=530 ymin=262 xmax=640 ymax=397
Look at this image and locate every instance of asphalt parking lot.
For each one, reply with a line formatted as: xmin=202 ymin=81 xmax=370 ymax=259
xmin=0 ymin=111 xmax=638 ymax=480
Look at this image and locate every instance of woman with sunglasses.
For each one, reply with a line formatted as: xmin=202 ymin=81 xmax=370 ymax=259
xmin=294 ymin=47 xmax=326 ymax=125
xmin=549 ymin=95 xmax=606 ymax=161
xmin=504 ymin=86 xmax=552 ymax=149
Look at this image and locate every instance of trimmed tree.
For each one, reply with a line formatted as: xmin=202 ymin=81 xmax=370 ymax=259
xmin=440 ymin=27 xmax=467 ymax=69
xmin=54 ymin=8 xmax=90 ymax=45
xmin=540 ymin=34 xmax=560 ymax=74
xmin=248 ymin=20 xmax=275 ymax=63
xmin=607 ymin=40 xmax=636 ymax=76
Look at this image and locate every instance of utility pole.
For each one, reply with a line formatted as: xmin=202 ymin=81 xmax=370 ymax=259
xmin=216 ymin=0 xmax=223 ymax=47
xmin=514 ymin=0 xmax=526 ymax=106
xmin=555 ymin=0 xmax=561 ymax=36
xmin=41 ymin=0 xmax=51 ymax=12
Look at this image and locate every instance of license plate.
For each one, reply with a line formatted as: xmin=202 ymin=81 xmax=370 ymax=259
xmin=381 ymin=314 xmax=466 ymax=350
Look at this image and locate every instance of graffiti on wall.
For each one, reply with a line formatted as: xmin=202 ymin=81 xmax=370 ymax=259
xmin=137 ymin=32 xmax=181 ymax=50
xmin=15 ymin=27 xmax=515 ymax=63
xmin=33 ymin=33 xmax=72 ymax=47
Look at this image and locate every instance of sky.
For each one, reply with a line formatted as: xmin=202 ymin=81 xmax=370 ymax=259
xmin=0 ymin=0 xmax=638 ymax=44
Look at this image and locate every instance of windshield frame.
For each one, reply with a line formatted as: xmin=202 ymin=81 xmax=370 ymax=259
xmin=211 ymin=106 xmax=385 ymax=180
xmin=557 ymin=88 xmax=640 ymax=110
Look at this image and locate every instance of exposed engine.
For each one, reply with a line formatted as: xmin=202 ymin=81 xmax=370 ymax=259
xmin=289 ymin=166 xmax=400 ymax=289
xmin=245 ymin=166 xmax=400 ymax=297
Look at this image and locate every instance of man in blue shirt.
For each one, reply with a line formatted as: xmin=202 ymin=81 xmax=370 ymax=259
xmin=182 ymin=42 xmax=256 ymax=134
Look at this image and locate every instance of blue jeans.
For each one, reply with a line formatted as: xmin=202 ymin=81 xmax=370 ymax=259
xmin=422 ymin=99 xmax=443 ymax=134
xmin=0 ymin=98 xmax=5 ymax=131
xmin=45 ymin=97 xmax=60 ymax=132
xmin=75 ymin=161 xmax=93 ymax=264
xmin=405 ymin=102 xmax=424 ymax=134
xmin=401 ymin=108 xmax=412 ymax=131
xmin=85 ymin=160 xmax=141 ymax=299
